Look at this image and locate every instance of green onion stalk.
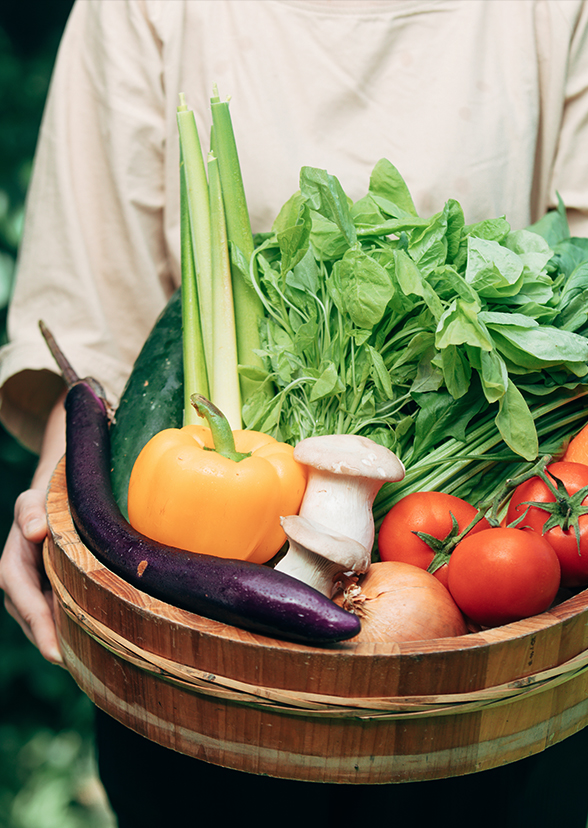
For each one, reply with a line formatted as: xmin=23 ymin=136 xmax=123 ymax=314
xmin=177 ymin=89 xmax=272 ymax=429
xmin=373 ymin=390 xmax=588 ymax=526
xmin=210 ymin=86 xmax=270 ymax=405
xmin=207 ymin=151 xmax=242 ymax=428
xmin=177 ymin=136 xmax=209 ymax=424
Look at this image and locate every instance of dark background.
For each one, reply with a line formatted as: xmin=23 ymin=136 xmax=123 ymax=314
xmin=0 ymin=2 xmax=116 ymax=825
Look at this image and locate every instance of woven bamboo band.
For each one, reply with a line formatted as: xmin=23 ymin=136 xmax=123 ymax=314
xmin=48 ymin=560 xmax=588 ymax=722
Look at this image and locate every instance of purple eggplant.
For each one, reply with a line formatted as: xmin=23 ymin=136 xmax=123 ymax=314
xmin=63 ymin=379 xmax=360 ymax=644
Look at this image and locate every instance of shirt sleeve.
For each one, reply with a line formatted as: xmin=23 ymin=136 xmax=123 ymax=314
xmin=0 ymin=0 xmax=178 ymax=453
xmin=549 ymin=1 xmax=588 ymax=236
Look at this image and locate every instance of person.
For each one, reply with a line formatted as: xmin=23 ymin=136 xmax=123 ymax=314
xmin=2 ymin=1 xmax=588 ymax=825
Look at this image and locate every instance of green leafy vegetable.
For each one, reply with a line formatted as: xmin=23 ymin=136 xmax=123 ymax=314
xmin=242 ymin=161 xmax=588 ymax=516
xmin=173 ymin=93 xmax=588 ymax=528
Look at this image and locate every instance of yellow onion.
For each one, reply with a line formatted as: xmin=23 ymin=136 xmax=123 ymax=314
xmin=334 ymin=561 xmax=468 ymax=643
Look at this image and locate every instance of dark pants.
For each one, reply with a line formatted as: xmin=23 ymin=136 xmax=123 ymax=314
xmin=95 ymin=707 xmax=588 ymax=828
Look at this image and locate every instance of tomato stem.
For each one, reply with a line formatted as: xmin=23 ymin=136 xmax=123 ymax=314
xmin=424 ymin=508 xmax=492 ymax=575
xmin=515 ymin=467 xmax=588 ymax=554
xmin=483 ymin=455 xmax=552 ymax=525
xmin=425 ymin=455 xmax=556 ymax=575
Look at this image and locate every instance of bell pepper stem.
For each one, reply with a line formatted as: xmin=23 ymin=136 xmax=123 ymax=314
xmin=190 ymin=393 xmax=250 ymax=462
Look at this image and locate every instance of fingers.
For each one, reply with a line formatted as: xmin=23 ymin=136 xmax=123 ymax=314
xmin=16 ymin=488 xmax=48 ymax=543
xmin=0 ymin=490 xmax=64 ymax=665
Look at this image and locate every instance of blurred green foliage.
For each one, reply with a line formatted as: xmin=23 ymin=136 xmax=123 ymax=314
xmin=0 ymin=2 xmax=116 ymax=825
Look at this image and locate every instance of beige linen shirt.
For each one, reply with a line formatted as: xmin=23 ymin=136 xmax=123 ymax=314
xmin=2 ymin=0 xmax=588 ymax=452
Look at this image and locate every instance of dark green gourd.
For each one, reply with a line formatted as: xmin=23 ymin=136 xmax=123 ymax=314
xmin=110 ymin=289 xmax=184 ymax=519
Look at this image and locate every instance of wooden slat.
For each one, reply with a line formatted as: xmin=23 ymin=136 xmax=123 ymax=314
xmin=45 ymin=457 xmax=588 ymax=782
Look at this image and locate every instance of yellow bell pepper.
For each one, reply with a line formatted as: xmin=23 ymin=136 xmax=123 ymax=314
xmin=127 ymin=395 xmax=307 ymax=563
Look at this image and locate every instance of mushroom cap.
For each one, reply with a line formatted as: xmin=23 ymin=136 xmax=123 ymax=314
xmin=293 ymin=434 xmax=405 ymax=482
xmin=280 ymin=514 xmax=370 ymax=572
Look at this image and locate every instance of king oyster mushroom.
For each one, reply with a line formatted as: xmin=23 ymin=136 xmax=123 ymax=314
xmin=293 ymin=433 xmax=405 ymax=552
xmin=275 ymin=515 xmax=370 ymax=597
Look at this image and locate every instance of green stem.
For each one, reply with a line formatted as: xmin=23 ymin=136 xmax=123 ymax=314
xmin=208 ymin=152 xmax=242 ymax=429
xmin=374 ymin=393 xmax=588 ymax=524
xmin=210 ymin=86 xmax=267 ymax=403
xmin=373 ymin=421 xmax=508 ymax=521
xmin=191 ymin=394 xmax=250 ymax=462
xmin=179 ymin=140 xmax=209 ymax=424
xmin=177 ymin=95 xmax=214 ymax=375
xmin=420 ymin=505 xmax=492 ymax=575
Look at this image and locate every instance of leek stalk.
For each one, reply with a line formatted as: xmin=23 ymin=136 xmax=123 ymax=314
xmin=208 ymin=152 xmax=242 ymax=428
xmin=177 ymin=95 xmax=214 ymax=376
xmin=178 ymin=141 xmax=209 ymax=424
xmin=210 ymin=87 xmax=267 ymax=403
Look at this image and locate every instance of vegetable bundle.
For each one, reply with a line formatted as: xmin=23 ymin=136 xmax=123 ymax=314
xmin=116 ymin=90 xmax=588 ymax=551
xmin=237 ymin=163 xmax=588 ymax=521
xmin=176 ymin=89 xmax=267 ymax=429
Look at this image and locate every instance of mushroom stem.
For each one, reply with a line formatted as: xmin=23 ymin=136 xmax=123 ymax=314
xmin=275 ymin=515 xmax=370 ymax=597
xmin=293 ymin=434 xmax=405 ymax=551
xmin=299 ymin=470 xmax=382 ymax=551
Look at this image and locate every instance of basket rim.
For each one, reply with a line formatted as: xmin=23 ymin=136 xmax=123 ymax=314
xmin=46 ymin=456 xmax=588 ymax=660
xmin=45 ymin=549 xmax=588 ymax=719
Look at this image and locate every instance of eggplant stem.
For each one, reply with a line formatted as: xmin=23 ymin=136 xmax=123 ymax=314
xmin=39 ymin=320 xmax=80 ymax=388
xmin=39 ymin=320 xmax=113 ymax=423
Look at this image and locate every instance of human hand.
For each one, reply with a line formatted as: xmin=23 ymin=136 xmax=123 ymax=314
xmin=0 ymin=389 xmax=67 ymax=664
xmin=0 ymin=488 xmax=63 ymax=664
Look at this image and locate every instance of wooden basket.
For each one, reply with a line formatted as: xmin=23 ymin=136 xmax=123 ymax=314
xmin=44 ymin=457 xmax=588 ymax=784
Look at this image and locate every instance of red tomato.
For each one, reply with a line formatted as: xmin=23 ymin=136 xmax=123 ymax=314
xmin=378 ymin=491 xmax=490 ymax=588
xmin=447 ymin=527 xmax=561 ymax=628
xmin=506 ymin=461 xmax=588 ymax=588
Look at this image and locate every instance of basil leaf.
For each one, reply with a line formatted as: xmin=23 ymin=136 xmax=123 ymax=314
xmin=330 ymin=246 xmax=393 ymax=329
xmin=286 ymin=249 xmax=321 ymax=299
xmin=309 ymin=214 xmax=350 ymax=260
xmin=445 ymin=199 xmax=466 ymax=263
xmin=411 ymin=389 xmax=486 ymax=461
xmin=368 ymin=158 xmax=418 ymax=217
xmin=310 ymin=362 xmax=344 ymax=401
xmin=439 ymin=344 xmax=472 ymax=399
xmin=465 ymin=237 xmax=524 ymax=298
xmin=407 ymin=210 xmax=448 ymax=276
xmin=555 ymin=290 xmax=588 ymax=332
xmin=495 ymin=379 xmax=538 ymax=460
xmin=486 ymin=322 xmax=588 ymax=370
xmin=504 ymin=228 xmax=553 ymax=279
xmin=367 ymin=345 xmax=394 ymax=399
xmin=556 ymin=262 xmax=588 ymax=312
xmin=393 ymin=249 xmax=444 ymax=320
xmin=435 ymin=300 xmax=494 ymax=351
xmin=300 ymin=166 xmax=357 ymax=245
xmin=410 ymin=345 xmax=444 ymax=394
xmin=479 ymin=349 xmax=509 ymax=403
xmin=428 ymin=265 xmax=479 ymax=305
xmin=272 ymin=192 xmax=311 ymax=276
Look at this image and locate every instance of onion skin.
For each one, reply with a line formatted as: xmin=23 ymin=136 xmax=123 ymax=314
xmin=334 ymin=561 xmax=468 ymax=643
